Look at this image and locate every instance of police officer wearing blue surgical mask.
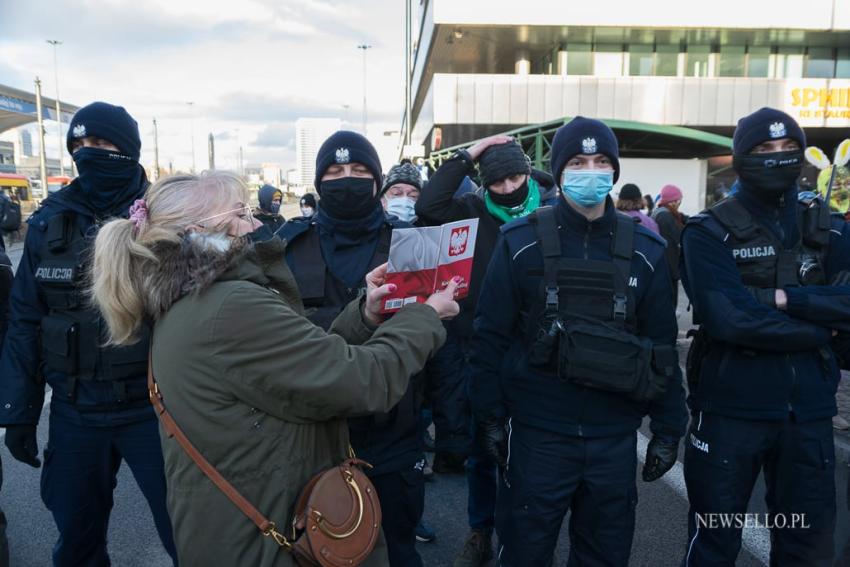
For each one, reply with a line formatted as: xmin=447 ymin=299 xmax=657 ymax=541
xmin=469 ymin=116 xmax=687 ymax=566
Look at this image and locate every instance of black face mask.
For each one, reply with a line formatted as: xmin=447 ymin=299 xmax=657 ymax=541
xmin=73 ymin=147 xmax=142 ymax=214
xmin=487 ymin=178 xmax=529 ymax=208
xmin=319 ymin=177 xmax=377 ymax=219
xmin=733 ymin=150 xmax=804 ymax=197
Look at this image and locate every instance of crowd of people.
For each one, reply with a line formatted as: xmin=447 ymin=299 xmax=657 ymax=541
xmin=0 ymin=99 xmax=848 ymax=567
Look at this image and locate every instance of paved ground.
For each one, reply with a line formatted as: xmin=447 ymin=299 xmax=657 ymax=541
xmin=2 ymin=238 xmax=850 ymax=566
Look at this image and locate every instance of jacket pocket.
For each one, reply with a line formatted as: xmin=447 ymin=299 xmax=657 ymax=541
xmin=40 ymin=314 xmax=79 ymax=375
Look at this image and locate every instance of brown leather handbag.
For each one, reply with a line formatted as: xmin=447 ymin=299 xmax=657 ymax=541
xmin=147 ymin=356 xmax=382 ymax=567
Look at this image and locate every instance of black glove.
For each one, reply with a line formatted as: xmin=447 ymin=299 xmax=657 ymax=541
xmin=476 ymin=418 xmax=507 ymax=468
xmin=642 ymin=435 xmax=678 ymax=482
xmin=5 ymin=425 xmax=41 ymax=468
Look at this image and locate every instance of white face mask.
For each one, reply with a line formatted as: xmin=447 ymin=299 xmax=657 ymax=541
xmin=386 ymin=196 xmax=417 ymax=223
xmin=301 ymin=206 xmax=315 ymax=217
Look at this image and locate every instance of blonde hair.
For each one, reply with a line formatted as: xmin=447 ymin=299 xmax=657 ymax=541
xmin=90 ymin=170 xmax=250 ymax=345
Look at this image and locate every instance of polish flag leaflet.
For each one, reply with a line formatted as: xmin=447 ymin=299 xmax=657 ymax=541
xmin=381 ymin=219 xmax=479 ymax=313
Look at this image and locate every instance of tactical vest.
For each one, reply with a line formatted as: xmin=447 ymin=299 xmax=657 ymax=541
xmin=288 ymin=224 xmax=393 ymax=331
xmin=34 ymin=212 xmax=150 ymax=400
xmin=705 ymin=196 xmax=829 ymax=289
xmin=527 ymin=207 xmax=674 ymax=402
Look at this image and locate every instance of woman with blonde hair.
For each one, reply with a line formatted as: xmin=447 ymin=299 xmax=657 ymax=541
xmin=89 ymin=170 xmax=458 ymax=566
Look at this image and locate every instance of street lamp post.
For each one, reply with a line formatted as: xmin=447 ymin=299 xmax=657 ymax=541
xmin=46 ymin=39 xmax=64 ymax=176
xmin=356 ymin=44 xmax=372 ymax=135
xmin=152 ymin=118 xmax=160 ymax=181
xmin=34 ymin=77 xmax=48 ymax=195
xmin=186 ymin=101 xmax=196 ymax=173
xmin=404 ymin=0 xmax=412 ymax=147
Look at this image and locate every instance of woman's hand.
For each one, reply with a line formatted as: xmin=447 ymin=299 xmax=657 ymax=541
xmin=425 ymin=277 xmax=461 ymax=320
xmin=363 ymin=263 xmax=395 ymax=326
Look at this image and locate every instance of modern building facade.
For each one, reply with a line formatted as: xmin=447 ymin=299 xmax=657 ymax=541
xmin=406 ymin=0 xmax=850 ymax=211
xmin=295 ymin=117 xmax=342 ymax=192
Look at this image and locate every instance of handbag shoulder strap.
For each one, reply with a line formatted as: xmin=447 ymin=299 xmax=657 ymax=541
xmin=146 ymin=351 xmax=293 ymax=549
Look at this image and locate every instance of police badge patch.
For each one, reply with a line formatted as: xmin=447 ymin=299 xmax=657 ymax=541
xmin=72 ymin=124 xmax=87 ymax=138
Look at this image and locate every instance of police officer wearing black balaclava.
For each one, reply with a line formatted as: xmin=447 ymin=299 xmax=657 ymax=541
xmin=681 ymin=107 xmax=850 ymax=566
xmin=0 ymin=102 xmax=177 ymax=565
xmin=279 ymin=130 xmax=426 ymax=566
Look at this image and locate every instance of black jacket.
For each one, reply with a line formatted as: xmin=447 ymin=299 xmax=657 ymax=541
xmin=415 ymin=151 xmax=558 ymax=337
xmin=0 ymin=250 xmax=11 ymax=345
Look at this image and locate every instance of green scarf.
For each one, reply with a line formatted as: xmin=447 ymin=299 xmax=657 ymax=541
xmin=485 ymin=177 xmax=542 ymax=224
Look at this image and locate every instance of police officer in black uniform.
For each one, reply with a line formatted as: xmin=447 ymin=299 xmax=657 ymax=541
xmin=681 ymin=108 xmax=850 ymax=566
xmin=0 ymin=102 xmax=177 ymax=566
xmin=469 ymin=117 xmax=687 ymax=566
xmin=279 ymin=131 xmax=425 ymax=566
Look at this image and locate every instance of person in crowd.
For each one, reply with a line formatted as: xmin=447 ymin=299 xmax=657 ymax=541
xmin=680 ymin=108 xmax=850 ymax=566
xmin=298 ymin=192 xmax=317 ymax=219
xmin=254 ymin=184 xmax=285 ymax=233
xmin=0 ymin=189 xmax=10 ymax=251
xmin=653 ymin=184 xmax=687 ymax=307
xmin=0 ymin=247 xmax=11 ymax=567
xmin=415 ymin=135 xmax=558 ymax=566
xmin=0 ymin=102 xmax=177 ymax=566
xmin=279 ymin=132 xmax=431 ymax=566
xmin=88 ymin=169 xmax=459 ymax=566
xmin=469 ymin=116 xmax=686 ymax=566
xmin=381 ymin=162 xmax=423 ymax=224
xmin=616 ymin=183 xmax=660 ymax=234
xmin=644 ymin=193 xmax=655 ymax=215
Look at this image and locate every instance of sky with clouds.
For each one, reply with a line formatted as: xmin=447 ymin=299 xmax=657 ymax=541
xmin=1 ymin=0 xmax=411 ymax=175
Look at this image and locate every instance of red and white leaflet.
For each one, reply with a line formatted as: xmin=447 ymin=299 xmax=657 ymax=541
xmin=382 ymin=218 xmax=479 ymax=313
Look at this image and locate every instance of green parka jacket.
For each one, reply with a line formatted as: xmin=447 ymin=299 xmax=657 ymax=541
xmin=150 ymin=238 xmax=446 ymax=566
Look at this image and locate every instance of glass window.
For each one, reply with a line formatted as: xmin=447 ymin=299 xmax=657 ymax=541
xmin=747 ymin=47 xmax=771 ymax=77
xmin=838 ymin=48 xmax=850 ymax=79
xmin=776 ymin=47 xmax=804 ymax=78
xmin=655 ymin=45 xmax=680 ymax=76
xmin=628 ymin=44 xmax=654 ymax=76
xmin=566 ymin=43 xmax=593 ymax=75
xmin=806 ymin=47 xmax=835 ymax=78
xmin=594 ymin=44 xmax=623 ymax=77
xmin=686 ymin=45 xmax=711 ymax=77
xmin=719 ymin=46 xmax=745 ymax=77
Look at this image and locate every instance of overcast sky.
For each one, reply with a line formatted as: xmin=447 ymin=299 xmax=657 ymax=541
xmin=1 ymin=0 xmax=409 ymax=174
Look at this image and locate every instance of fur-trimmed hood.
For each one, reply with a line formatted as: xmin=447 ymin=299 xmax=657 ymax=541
xmin=143 ymin=235 xmax=302 ymax=320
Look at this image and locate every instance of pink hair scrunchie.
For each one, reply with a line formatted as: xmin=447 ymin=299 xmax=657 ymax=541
xmin=128 ymin=199 xmax=149 ymax=230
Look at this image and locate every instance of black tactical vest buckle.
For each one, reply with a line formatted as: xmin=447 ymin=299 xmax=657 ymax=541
xmin=613 ymin=293 xmax=628 ymax=320
xmin=545 ymin=285 xmax=559 ymax=310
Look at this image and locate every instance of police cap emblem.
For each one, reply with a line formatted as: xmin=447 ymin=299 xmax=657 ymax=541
xmin=72 ymin=124 xmax=86 ymax=138
xmin=769 ymin=122 xmax=787 ymax=139
xmin=582 ymin=137 xmax=597 ymax=154
xmin=335 ymin=147 xmax=350 ymax=164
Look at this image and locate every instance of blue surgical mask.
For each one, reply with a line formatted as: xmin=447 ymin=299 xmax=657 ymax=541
xmin=270 ymin=202 xmax=281 ymax=215
xmin=561 ymin=170 xmax=614 ymax=207
xmin=386 ymin=196 xmax=417 ymax=223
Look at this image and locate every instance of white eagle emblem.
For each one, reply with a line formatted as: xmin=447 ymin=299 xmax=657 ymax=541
xmin=582 ymin=137 xmax=597 ymax=154
xmin=335 ymin=147 xmax=350 ymax=164
xmin=449 ymin=227 xmax=469 ymax=257
xmin=72 ymin=124 xmax=86 ymax=138
xmin=769 ymin=122 xmax=787 ymax=139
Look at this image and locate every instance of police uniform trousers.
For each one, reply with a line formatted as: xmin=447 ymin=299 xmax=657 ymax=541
xmin=683 ymin=412 xmax=835 ymax=566
xmin=370 ymin=464 xmax=425 ymax=567
xmin=41 ymin=407 xmax=177 ymax=567
xmin=495 ymin=421 xmax=638 ymax=567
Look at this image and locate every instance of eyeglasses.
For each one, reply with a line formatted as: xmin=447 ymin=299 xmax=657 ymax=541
xmin=196 ymin=205 xmax=253 ymax=227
